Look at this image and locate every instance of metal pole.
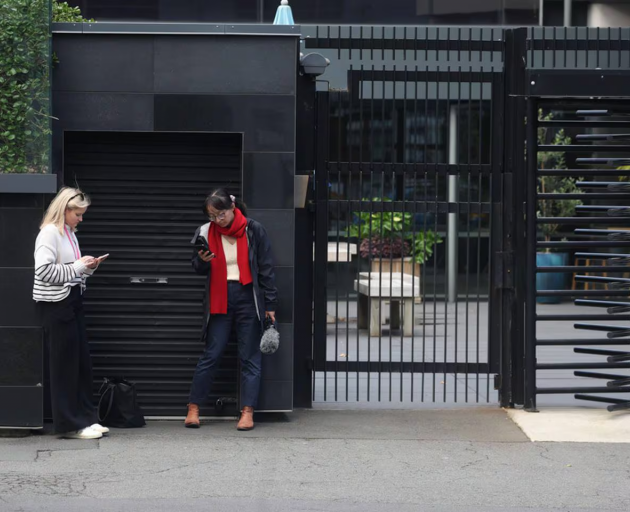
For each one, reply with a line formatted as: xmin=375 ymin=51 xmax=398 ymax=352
xmin=447 ymin=104 xmax=459 ymax=303
xmin=564 ymin=0 xmax=572 ymax=27
xmin=539 ymin=0 xmax=544 ymax=26
xmin=525 ymin=98 xmax=539 ymax=412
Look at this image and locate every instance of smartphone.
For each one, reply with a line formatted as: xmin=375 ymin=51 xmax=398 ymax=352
xmin=194 ymin=236 xmax=213 ymax=256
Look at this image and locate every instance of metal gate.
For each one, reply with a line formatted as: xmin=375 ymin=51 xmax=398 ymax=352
xmin=521 ymin=28 xmax=630 ymax=411
xmin=308 ymin=27 xmax=508 ymax=403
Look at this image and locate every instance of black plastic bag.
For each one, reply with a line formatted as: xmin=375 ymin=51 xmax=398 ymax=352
xmin=97 ymin=377 xmax=146 ymax=428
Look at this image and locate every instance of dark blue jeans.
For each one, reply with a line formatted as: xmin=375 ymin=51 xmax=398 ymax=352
xmin=189 ymin=282 xmax=262 ymax=408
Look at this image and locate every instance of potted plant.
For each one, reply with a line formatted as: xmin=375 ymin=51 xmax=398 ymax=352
xmin=348 ymin=198 xmax=441 ymax=281
xmin=536 ymin=113 xmax=583 ymax=304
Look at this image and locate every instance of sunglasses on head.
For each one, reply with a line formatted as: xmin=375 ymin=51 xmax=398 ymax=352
xmin=68 ymin=193 xmax=85 ymax=203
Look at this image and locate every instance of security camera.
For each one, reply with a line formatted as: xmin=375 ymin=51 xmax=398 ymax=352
xmin=300 ymin=52 xmax=330 ymax=77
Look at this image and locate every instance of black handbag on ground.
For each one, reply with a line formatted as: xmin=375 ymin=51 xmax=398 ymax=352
xmin=97 ymin=377 xmax=146 ymax=428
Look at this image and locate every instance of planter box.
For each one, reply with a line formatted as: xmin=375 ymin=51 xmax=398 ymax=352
xmin=0 ymin=174 xmax=57 ymax=194
xmin=370 ymin=257 xmax=421 ymax=279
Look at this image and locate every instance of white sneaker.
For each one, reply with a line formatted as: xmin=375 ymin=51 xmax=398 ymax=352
xmin=62 ymin=427 xmax=103 ymax=440
xmin=90 ymin=423 xmax=110 ymax=434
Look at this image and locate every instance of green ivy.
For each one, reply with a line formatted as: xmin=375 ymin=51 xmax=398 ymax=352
xmin=0 ymin=1 xmax=92 ymax=174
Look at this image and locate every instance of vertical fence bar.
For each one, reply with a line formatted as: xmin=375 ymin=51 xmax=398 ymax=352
xmin=525 ymin=97 xmax=538 ymax=412
xmin=412 ymin=63 xmax=419 ymax=402
xmin=444 ymin=62 xmax=452 ymax=402
xmin=357 ymin=65 xmax=365 ymax=402
xmin=432 ymin=58 xmax=440 ymax=402
xmin=346 ymin=65 xmax=353 ymax=401
xmin=378 ymin=63 xmax=386 ymax=401
xmin=476 ymin=45 xmax=484 ymax=402
xmin=334 ymin=89 xmax=342 ymax=401
xmin=390 ymin=64 xmax=396 ymax=402
xmin=401 ymin=65 xmax=408 ymax=402
xmin=313 ymin=91 xmax=331 ymax=401
xmin=368 ymin=64 xmax=375 ymax=402
xmin=465 ymin=63 xmax=473 ymax=402
xmin=422 ymin=54 xmax=429 ymax=401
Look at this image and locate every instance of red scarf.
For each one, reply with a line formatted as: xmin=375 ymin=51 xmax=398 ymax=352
xmin=208 ymin=208 xmax=253 ymax=314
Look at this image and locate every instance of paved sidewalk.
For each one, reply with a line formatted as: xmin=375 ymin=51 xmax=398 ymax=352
xmin=1 ymin=409 xmax=629 ymax=512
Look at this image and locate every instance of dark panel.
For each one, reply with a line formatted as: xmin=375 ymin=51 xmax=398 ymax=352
xmin=154 ymin=36 xmax=296 ymax=95
xmin=53 ymin=93 xmax=154 ymax=131
xmin=293 ymin=205 xmax=314 ymax=408
xmin=261 ymin=323 xmax=293 ymax=382
xmin=154 ymin=95 xmax=295 ymax=152
xmin=273 ymin=266 xmax=294 ymax=323
xmin=0 ymin=193 xmax=45 ymax=209
xmin=243 ymin=153 xmax=295 ymax=209
xmin=0 ymin=269 xmax=37 ymax=327
xmin=247 ymin=209 xmax=294 ymax=268
xmin=0 ymin=208 xmax=42 ymax=267
xmin=257 ymin=380 xmax=292 ymax=411
xmin=53 ymin=35 xmax=154 ymax=93
xmin=0 ymin=387 xmax=43 ymax=428
xmin=0 ymin=328 xmax=43 ymax=386
xmin=296 ymin=74 xmax=316 ymax=172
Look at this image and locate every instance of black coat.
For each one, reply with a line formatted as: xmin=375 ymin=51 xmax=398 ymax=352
xmin=190 ymin=218 xmax=278 ymax=328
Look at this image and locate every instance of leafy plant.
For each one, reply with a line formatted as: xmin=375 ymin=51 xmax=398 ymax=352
xmin=536 ymin=111 xmax=583 ymax=248
xmin=53 ymin=1 xmax=94 ymax=22
xmin=348 ymin=198 xmax=442 ymax=265
xmin=0 ymin=1 xmax=92 ymax=174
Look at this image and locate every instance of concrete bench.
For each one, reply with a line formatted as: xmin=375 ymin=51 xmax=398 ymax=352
xmin=354 ymin=272 xmax=421 ymax=336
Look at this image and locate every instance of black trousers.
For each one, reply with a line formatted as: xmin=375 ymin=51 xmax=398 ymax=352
xmin=37 ymin=286 xmax=96 ymax=434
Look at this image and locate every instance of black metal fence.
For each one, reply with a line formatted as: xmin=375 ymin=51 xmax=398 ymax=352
xmin=306 ymin=25 xmax=630 ymax=407
xmin=308 ymin=27 xmax=505 ymax=403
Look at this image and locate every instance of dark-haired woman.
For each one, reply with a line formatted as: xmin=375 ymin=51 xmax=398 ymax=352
xmin=185 ymin=189 xmax=277 ymax=431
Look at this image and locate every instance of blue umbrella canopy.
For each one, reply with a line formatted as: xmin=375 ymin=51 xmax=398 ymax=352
xmin=273 ymin=0 xmax=295 ymax=25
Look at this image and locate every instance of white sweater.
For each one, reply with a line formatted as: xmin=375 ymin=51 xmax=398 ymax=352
xmin=33 ymin=224 xmax=95 ymax=302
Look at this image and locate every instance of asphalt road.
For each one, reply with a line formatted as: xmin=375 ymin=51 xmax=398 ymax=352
xmin=0 ymin=409 xmax=628 ymax=512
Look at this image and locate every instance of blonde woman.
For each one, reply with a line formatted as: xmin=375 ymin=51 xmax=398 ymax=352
xmin=33 ymin=187 xmax=109 ymax=440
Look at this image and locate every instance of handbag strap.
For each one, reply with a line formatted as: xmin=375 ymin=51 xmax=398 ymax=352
xmin=97 ymin=384 xmax=115 ymax=423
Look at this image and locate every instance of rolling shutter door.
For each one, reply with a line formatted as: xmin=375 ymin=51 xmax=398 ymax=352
xmin=64 ymin=131 xmax=242 ymax=417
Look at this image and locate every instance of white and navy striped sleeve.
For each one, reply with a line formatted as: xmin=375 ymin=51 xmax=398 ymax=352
xmin=34 ymin=228 xmax=86 ymax=284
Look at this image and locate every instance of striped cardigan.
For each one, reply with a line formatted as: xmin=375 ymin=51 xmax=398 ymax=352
xmin=33 ymin=224 xmax=94 ymax=302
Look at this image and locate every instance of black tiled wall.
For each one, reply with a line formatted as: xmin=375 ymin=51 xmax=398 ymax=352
xmin=0 ymin=193 xmax=47 ymax=426
xmin=53 ymin=32 xmax=298 ymax=411
xmin=0 ymin=32 xmax=298 ymax=423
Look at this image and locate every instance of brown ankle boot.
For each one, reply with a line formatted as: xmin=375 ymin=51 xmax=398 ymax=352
xmin=237 ymin=406 xmax=254 ymax=431
xmin=185 ymin=403 xmax=200 ymax=428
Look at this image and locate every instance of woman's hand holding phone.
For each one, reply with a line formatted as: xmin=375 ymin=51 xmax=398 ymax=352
xmin=84 ymin=253 xmax=109 ymax=269
xmin=198 ymin=250 xmax=215 ymax=263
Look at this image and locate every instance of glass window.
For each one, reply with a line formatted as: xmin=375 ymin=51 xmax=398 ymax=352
xmin=65 ymin=0 xmax=259 ymax=22
xmin=504 ymin=0 xmax=539 ymax=25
